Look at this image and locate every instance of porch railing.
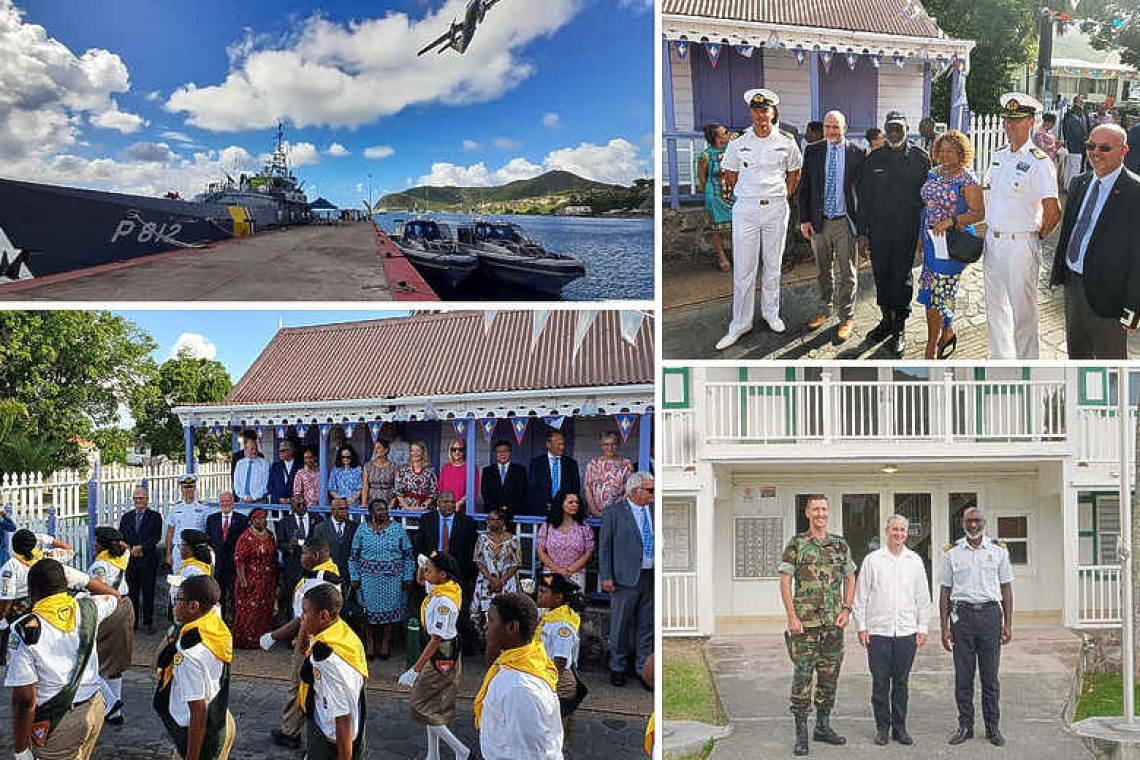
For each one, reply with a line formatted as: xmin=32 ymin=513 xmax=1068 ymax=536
xmin=1075 ymin=407 xmax=1138 ymax=464
xmin=663 ymin=130 xmax=703 ymax=209
xmin=661 ymin=410 xmax=697 ymax=468
xmin=1077 ymin=564 xmax=1122 ymax=627
xmin=705 ymin=378 xmax=1067 ymax=444
xmin=663 ymin=571 xmax=700 ymax=635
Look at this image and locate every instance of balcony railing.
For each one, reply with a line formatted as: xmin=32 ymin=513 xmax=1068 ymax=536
xmin=704 ymin=378 xmax=1067 ymax=444
xmin=1078 ymin=564 xmax=1122 ymax=628
xmin=1076 ymin=407 xmax=1138 ymax=464
xmin=661 ymin=410 xmax=697 ymax=468
xmin=663 ymin=131 xmax=702 ymax=210
xmin=663 ymin=571 xmax=700 ymax=635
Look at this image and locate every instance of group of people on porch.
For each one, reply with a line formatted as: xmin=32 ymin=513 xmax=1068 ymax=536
xmin=699 ymin=86 xmax=1140 ymax=360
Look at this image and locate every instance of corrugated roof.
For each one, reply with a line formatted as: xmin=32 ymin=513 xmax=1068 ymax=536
xmin=223 ymin=311 xmax=654 ymax=405
xmin=662 ymin=0 xmax=943 ymax=39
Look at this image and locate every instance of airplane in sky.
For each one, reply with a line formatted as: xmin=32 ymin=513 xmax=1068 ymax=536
xmin=417 ymin=0 xmax=503 ymax=57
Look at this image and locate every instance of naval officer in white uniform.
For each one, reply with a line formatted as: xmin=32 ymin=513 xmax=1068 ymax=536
xmin=983 ymin=93 xmax=1062 ymax=358
xmin=716 ymin=88 xmax=803 ymax=350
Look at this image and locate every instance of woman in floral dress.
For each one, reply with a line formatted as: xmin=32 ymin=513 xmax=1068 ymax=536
xmin=696 ymin=122 xmax=734 ymax=271
xmin=583 ymin=431 xmax=633 ymax=518
xmin=395 ymin=441 xmax=438 ymax=511
xmin=327 ymin=444 xmax=363 ymax=508
xmin=362 ymin=438 xmax=398 ymax=506
xmin=349 ymin=498 xmax=414 ymax=659
xmin=292 ymin=446 xmax=321 ymax=505
xmin=233 ymin=508 xmax=276 ymax=648
xmin=472 ymin=508 xmax=521 ymax=630
xmin=537 ymin=491 xmax=595 ymax=589
xmin=917 ymin=130 xmax=985 ymax=359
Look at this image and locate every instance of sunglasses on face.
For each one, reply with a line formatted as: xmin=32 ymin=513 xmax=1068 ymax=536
xmin=450 ymin=447 xmax=465 ymax=453
xmin=1086 ymin=142 xmax=1118 ymax=153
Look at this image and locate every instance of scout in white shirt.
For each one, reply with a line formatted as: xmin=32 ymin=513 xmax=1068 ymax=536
xmin=154 ymin=575 xmax=235 ymax=760
xmin=535 ymin=573 xmax=588 ymax=718
xmin=0 ymin=530 xmax=76 ymax=614
xmin=265 ymin=538 xmax=342 ymax=750
xmin=476 ymin=592 xmax=563 ymax=760
xmin=166 ymin=475 xmax=211 ymax=572
xmin=6 ymin=558 xmax=121 ymax=760
xmin=716 ymin=88 xmax=803 ymax=350
xmin=852 ymin=515 xmax=932 ymax=746
xmin=983 ymin=92 xmax=1063 ymax=359
xmin=88 ymin=527 xmax=135 ymax=726
xmin=297 ymin=583 xmax=368 ymax=760
xmin=170 ymin=530 xmax=214 ymax=606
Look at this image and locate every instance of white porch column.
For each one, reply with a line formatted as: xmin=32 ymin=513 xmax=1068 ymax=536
xmin=696 ymin=459 xmax=716 ymax=636
xmin=1062 ymin=457 xmax=1079 ymax=628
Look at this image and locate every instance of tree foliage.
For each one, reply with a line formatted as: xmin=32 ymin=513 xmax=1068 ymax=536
xmin=925 ymin=0 xmax=1041 ymax=121
xmin=1082 ymin=1 xmax=1140 ymax=69
xmin=0 ymin=398 xmax=57 ymax=473
xmin=0 ymin=312 xmax=156 ymax=468
xmin=90 ymin=427 xmax=132 ymax=465
xmin=129 ymin=351 xmax=232 ymax=460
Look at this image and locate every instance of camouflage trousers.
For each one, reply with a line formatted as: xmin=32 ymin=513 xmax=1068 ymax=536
xmin=785 ymin=625 xmax=844 ymax=715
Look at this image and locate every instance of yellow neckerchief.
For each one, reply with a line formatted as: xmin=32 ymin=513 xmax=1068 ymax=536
xmin=534 ymin=604 xmax=580 ymax=643
xmin=33 ymin=592 xmax=78 ymax=632
xmin=15 ymin=548 xmax=43 ymax=568
xmin=179 ymin=609 xmax=233 ymax=664
xmin=293 ymin=558 xmax=339 ymax=596
xmin=473 ymin=639 xmax=559 ymax=729
xmin=298 ymin=618 xmax=367 ymax=711
xmin=95 ymin=551 xmax=129 ymax=573
xmin=181 ymin=558 xmax=212 ymax=576
xmin=419 ymin=580 xmax=463 ymax=628
xmin=644 ymin=713 xmax=654 ymax=756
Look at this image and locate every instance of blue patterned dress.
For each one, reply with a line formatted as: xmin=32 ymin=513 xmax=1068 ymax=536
xmin=700 ymin=145 xmax=734 ymax=232
xmin=327 ymin=465 xmax=363 ymax=508
xmin=917 ymin=168 xmax=980 ymax=326
xmin=348 ymin=520 xmax=415 ymax=625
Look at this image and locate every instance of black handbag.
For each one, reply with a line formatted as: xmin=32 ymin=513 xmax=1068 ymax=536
xmin=946 ymin=227 xmax=983 ymax=264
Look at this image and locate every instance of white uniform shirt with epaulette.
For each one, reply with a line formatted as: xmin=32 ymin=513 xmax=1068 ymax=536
xmin=940 ymin=536 xmax=1014 ymax=604
xmin=166 ymin=501 xmax=210 ymax=571
xmin=540 ymin=620 xmax=579 ymax=668
xmin=168 ymin=625 xmax=226 ymax=727
xmin=985 ymin=141 xmax=1058 ymax=232
xmin=721 ymin=127 xmax=803 ymax=200
xmin=310 ymin=645 xmax=365 ymax=741
xmin=4 ymin=595 xmax=117 ymax=705
xmin=88 ymin=557 xmax=130 ymax=595
xmin=423 ymin=585 xmax=459 ymax=641
xmin=292 ymin=569 xmax=339 ymax=619
xmin=1 ymin=559 xmax=89 ymax=602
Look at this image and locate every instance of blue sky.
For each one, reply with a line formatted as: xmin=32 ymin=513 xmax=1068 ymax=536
xmin=2 ymin=0 xmax=652 ymax=206
xmin=117 ymin=310 xmax=409 ymax=380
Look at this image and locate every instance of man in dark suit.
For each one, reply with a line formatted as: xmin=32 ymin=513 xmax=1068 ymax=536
xmin=798 ymin=109 xmax=866 ymax=343
xmin=312 ymin=498 xmax=358 ymax=587
xmin=599 ymin=471 xmax=655 ymax=689
xmin=480 ymin=439 xmax=528 ymax=521
xmin=1050 ymin=123 xmax=1140 ymax=359
xmin=275 ymin=494 xmax=324 ymax=619
xmin=527 ymin=430 xmax=581 ymax=517
xmin=205 ymin=491 xmax=249 ymax=621
xmin=118 ymin=485 xmax=163 ymax=633
xmin=1063 ymin=98 xmax=1091 ymax=186
xmin=268 ymin=439 xmax=300 ymax=504
xmin=414 ymin=490 xmax=480 ymax=649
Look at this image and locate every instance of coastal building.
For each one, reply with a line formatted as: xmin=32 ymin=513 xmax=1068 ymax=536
xmin=661 ymin=0 xmax=975 ymax=208
xmin=661 ymin=365 xmax=1131 ymax=635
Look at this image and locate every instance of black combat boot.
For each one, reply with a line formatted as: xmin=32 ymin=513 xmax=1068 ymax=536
xmin=813 ymin=709 xmax=847 ymax=745
xmin=867 ymin=311 xmax=893 ymax=342
xmin=794 ymin=713 xmax=810 ymax=756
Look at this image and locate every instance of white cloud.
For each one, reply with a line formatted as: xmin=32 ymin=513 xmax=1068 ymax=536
xmin=171 ymin=332 xmax=217 ymax=361
xmin=217 ymin=145 xmax=255 ymax=171
xmin=355 ymin=182 xmax=364 ymax=194
xmin=161 ymin=130 xmax=195 ymax=144
xmin=324 ymin=142 xmax=350 ymax=157
xmin=617 ymin=0 xmax=653 ymax=11
xmin=122 ymin=141 xmax=177 ymax=163
xmin=0 ymin=0 xmax=141 ymax=157
xmin=462 ymin=139 xmax=480 ymax=152
xmin=90 ymin=103 xmax=147 ymax=133
xmin=145 ymin=90 xmax=162 ymax=102
xmin=493 ymin=136 xmax=521 ymax=150
xmin=364 ymin=144 xmax=394 ymax=159
xmin=286 ymin=140 xmax=320 ymax=166
xmin=416 ymin=138 xmax=648 ymax=187
xmin=542 ymin=112 xmax=561 ymax=129
xmin=164 ymin=1 xmax=583 ymax=132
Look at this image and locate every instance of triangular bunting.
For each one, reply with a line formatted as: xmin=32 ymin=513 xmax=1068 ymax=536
xmin=296 ymin=424 xmax=309 ymax=438
xmin=620 ymin=311 xmax=646 ymax=346
xmin=479 ymin=418 xmax=498 ymax=442
xmin=793 ymin=46 xmax=807 ymax=66
xmin=275 ymin=426 xmax=287 ymax=439
xmin=615 ymin=414 xmax=637 ymax=443
xmin=343 ymin=423 xmax=355 ymax=439
xmin=675 ymin=39 xmax=689 ymax=59
xmin=452 ymin=419 xmax=469 ymax=439
xmin=871 ymin=52 xmax=883 ymax=69
xmin=820 ymin=49 xmax=834 ymax=74
xmin=368 ymin=422 xmax=383 ymax=440
xmin=510 ymin=416 xmax=529 ymax=445
xmin=846 ymin=51 xmax=858 ymax=70
xmin=483 ymin=310 xmax=498 ymax=335
xmin=544 ymin=414 xmax=565 ymax=430
xmin=705 ymin=42 xmax=722 ymax=68
xmin=318 ymin=424 xmax=331 ymax=436
xmin=531 ymin=310 xmax=551 ymax=348
xmin=894 ymin=54 xmax=906 ymax=69
xmin=572 ymin=309 xmax=598 ymax=362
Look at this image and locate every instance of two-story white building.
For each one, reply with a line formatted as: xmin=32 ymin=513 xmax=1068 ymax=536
xmin=661 ymin=365 xmax=1133 ymax=637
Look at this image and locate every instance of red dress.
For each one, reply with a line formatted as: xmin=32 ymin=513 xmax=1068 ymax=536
xmin=233 ymin=528 xmax=277 ymax=648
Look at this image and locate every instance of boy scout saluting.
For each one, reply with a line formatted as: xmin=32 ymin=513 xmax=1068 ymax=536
xmin=983 ymin=92 xmax=1062 ymax=359
xmin=5 ymin=558 xmax=121 ymax=760
xmin=716 ymin=88 xmax=803 ymax=350
xmin=779 ymin=495 xmax=856 ymax=756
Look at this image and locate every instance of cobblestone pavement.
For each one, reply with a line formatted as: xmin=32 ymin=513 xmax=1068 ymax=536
xmin=664 ymin=229 xmax=1140 ymax=361
xmin=0 ymin=666 xmax=650 ymax=760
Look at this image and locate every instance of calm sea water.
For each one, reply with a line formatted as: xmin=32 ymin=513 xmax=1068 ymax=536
xmin=372 ymin=212 xmax=654 ymax=301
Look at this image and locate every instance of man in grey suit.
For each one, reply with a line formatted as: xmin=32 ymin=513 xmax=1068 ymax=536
xmin=599 ymin=471 xmax=654 ymax=689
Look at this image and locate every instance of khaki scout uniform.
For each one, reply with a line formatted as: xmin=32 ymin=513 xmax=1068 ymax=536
xmin=778 ymin=532 xmax=856 ymax=714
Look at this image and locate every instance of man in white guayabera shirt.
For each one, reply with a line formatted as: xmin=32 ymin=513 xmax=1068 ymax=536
xmin=851 ymin=515 xmax=932 ymax=747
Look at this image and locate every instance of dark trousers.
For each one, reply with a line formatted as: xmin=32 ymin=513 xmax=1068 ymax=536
xmin=869 ymin=234 xmax=918 ymax=318
xmin=1065 ymin=274 xmax=1128 ymax=359
xmin=951 ymin=602 xmax=1002 ymax=729
xmin=867 ymin=634 xmax=917 ymax=730
xmin=609 ymin=568 xmax=655 ymax=674
xmin=126 ymin=555 xmax=158 ymax=626
xmin=216 ymin=569 xmax=236 ymax=622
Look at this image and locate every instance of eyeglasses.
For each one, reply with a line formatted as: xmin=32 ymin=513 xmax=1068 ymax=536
xmin=450 ymin=447 xmax=465 ymax=453
xmin=340 ymin=454 xmax=352 ymax=459
xmin=1086 ymin=142 xmax=1117 ymax=153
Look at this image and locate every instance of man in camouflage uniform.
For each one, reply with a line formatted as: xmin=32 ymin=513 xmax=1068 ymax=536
xmin=779 ymin=495 xmax=856 ymax=756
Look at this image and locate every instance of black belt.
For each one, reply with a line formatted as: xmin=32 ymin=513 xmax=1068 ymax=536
xmin=825 ymin=215 xmax=848 ymax=221
xmin=72 ymin=697 xmax=92 ymax=709
xmin=954 ymin=601 xmax=999 ymax=611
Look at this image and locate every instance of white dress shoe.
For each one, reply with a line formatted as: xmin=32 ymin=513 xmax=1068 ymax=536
xmin=767 ymin=316 xmax=786 ymax=333
xmin=715 ymin=327 xmax=751 ymax=350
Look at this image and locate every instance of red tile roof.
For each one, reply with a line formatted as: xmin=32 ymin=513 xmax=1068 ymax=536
xmin=223 ymin=311 xmax=654 ymax=405
xmin=662 ymin=0 xmax=943 ymax=39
